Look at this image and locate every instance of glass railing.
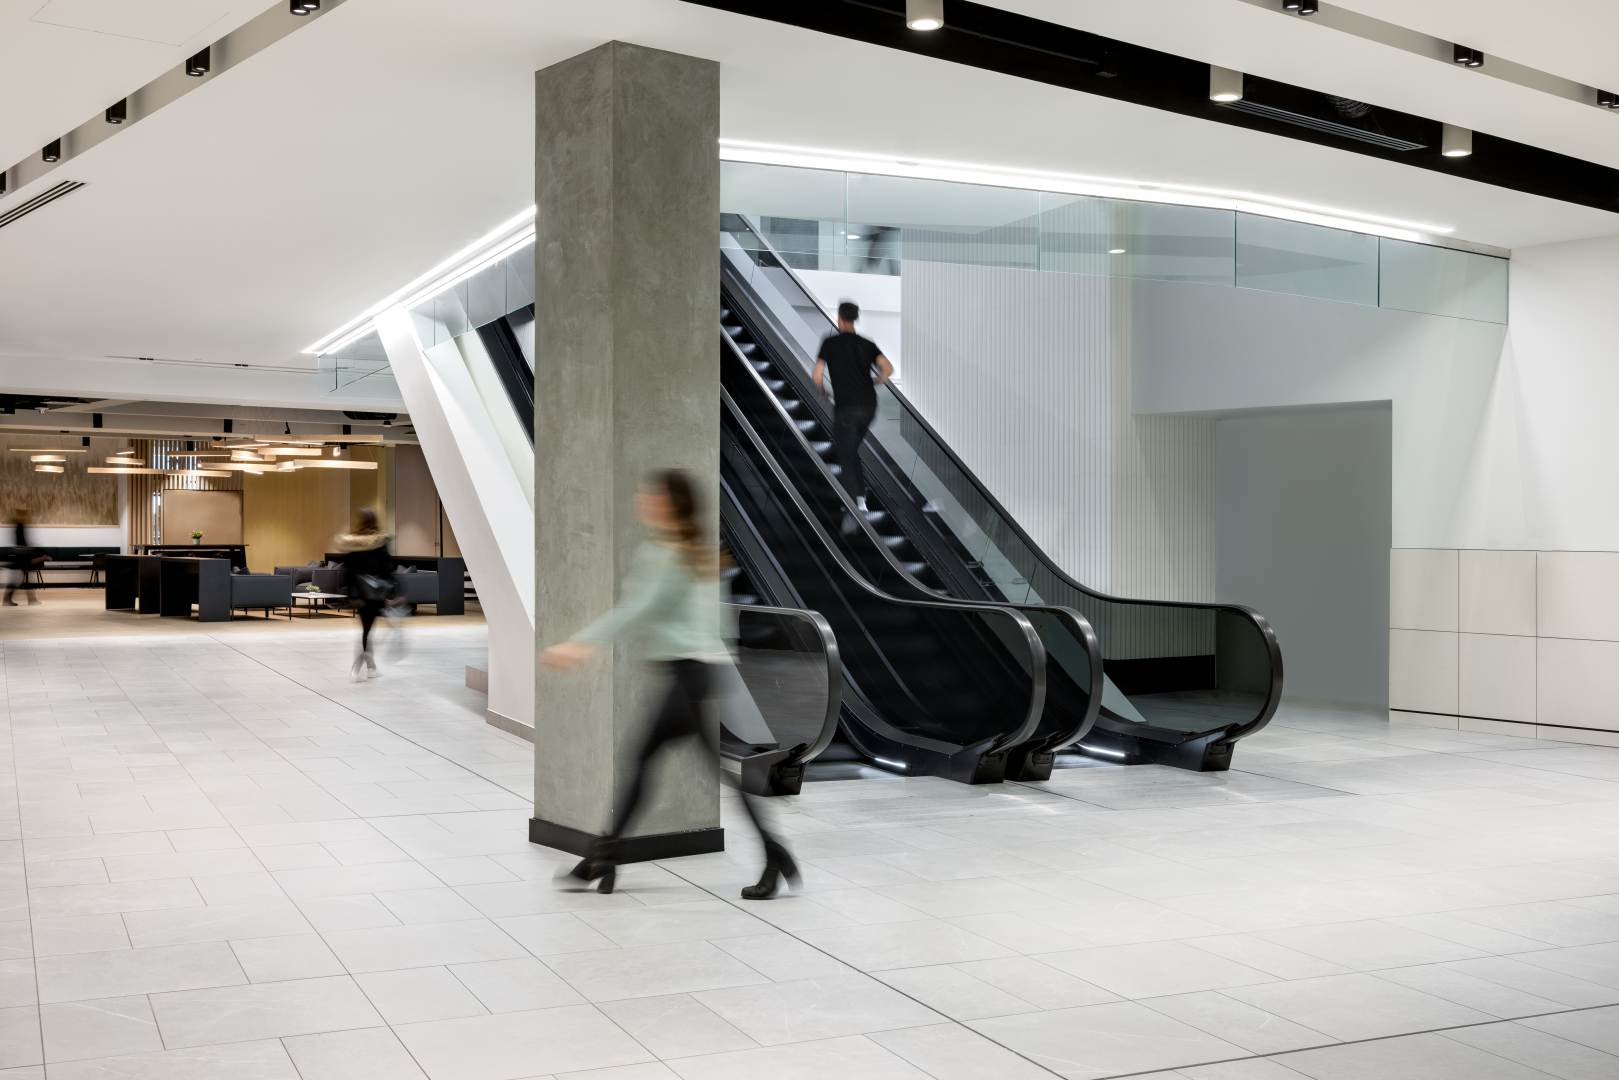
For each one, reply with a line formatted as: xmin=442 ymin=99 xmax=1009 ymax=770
xmin=721 ymin=214 xmax=1281 ymax=744
xmin=721 ymin=160 xmax=1508 ymax=323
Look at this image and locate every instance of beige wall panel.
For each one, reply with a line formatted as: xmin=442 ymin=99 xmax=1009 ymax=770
xmin=242 ymin=469 xmax=352 ymax=573
xmin=160 ymin=490 xmax=243 ymax=545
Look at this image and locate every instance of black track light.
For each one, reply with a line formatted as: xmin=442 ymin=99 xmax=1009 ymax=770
xmin=1298 ymin=0 xmax=1319 ymax=13
xmin=42 ymin=139 xmax=61 ymax=163
xmin=284 ymin=421 xmax=293 ymax=436
xmin=82 ymin=437 xmax=91 ymax=448
xmin=1600 ymin=90 xmax=1619 ymax=109
xmin=0 ymin=172 xmax=7 ymax=197
xmin=290 ymin=0 xmax=320 ymax=14
xmin=106 ymin=98 xmax=127 ymax=125
xmin=1452 ymin=44 xmax=1484 ymax=68
xmin=186 ymin=47 xmax=210 ymax=77
xmin=1282 ymin=0 xmax=1300 ymax=8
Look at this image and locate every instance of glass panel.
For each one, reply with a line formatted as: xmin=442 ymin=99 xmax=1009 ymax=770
xmin=723 ymin=606 xmax=838 ymax=754
xmin=847 ymin=173 xmax=1039 ymax=269
xmin=720 ymin=160 xmax=846 ymax=221
xmin=1040 ymin=194 xmax=1236 ymax=285
xmin=1379 ymin=237 xmax=1508 ymax=323
xmin=1235 ymin=213 xmax=1378 ymax=305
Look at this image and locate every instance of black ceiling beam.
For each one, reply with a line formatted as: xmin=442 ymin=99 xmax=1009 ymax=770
xmin=684 ymin=0 xmax=1619 ymax=215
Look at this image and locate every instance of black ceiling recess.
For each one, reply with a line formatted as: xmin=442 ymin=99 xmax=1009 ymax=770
xmin=684 ymin=0 xmax=1619 ymax=215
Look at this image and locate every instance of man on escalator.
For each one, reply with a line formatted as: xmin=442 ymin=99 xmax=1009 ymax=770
xmin=812 ymin=301 xmax=894 ymax=525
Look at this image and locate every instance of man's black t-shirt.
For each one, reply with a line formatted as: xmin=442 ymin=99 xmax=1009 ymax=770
xmin=818 ymin=331 xmax=882 ymax=410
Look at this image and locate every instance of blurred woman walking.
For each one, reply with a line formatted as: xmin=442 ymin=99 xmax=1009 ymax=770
xmin=541 ymin=469 xmax=798 ymax=900
xmin=335 ymin=508 xmax=395 ymax=680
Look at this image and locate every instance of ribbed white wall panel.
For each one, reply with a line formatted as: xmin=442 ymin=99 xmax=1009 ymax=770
xmin=900 ymin=260 xmax=1215 ymax=609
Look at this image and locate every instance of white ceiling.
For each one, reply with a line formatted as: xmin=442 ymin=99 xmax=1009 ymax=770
xmin=0 ymin=0 xmax=260 ymax=169
xmin=1 ymin=0 xmax=1616 ymax=376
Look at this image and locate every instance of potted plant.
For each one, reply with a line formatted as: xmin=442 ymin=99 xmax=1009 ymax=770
xmin=190 ymin=530 xmax=203 ymax=545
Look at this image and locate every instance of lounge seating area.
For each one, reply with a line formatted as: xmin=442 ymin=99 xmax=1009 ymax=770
xmin=101 ymin=554 xmax=468 ymax=621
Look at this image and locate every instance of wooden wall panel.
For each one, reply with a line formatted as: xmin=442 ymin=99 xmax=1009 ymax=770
xmin=242 ymin=469 xmax=352 ymax=573
xmin=161 ymin=490 xmax=243 ymax=544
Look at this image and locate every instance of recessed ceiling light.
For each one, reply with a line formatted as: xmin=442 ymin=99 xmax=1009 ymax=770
xmin=290 ymin=0 xmax=320 ymax=13
xmin=906 ymin=0 xmax=943 ymax=31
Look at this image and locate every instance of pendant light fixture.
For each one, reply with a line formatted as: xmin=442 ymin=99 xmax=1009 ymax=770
xmin=1209 ymin=66 xmax=1244 ymax=103
xmin=1441 ymin=124 xmax=1473 ymax=158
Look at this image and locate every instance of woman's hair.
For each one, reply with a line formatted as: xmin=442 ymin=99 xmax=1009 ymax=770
xmin=650 ymin=469 xmax=720 ymax=576
xmin=354 ymin=507 xmax=380 ymax=533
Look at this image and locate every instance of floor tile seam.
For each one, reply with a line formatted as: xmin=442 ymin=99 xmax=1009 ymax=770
xmin=654 ymin=865 xmax=1070 ymax=1080
xmin=337 ymin=969 xmax=450 ymax=1079
xmin=1 ymin=665 xmax=47 ymax=1072
xmin=1083 ymin=995 xmax=1619 ymax=1080
xmin=204 ymin=634 xmax=530 ymax=802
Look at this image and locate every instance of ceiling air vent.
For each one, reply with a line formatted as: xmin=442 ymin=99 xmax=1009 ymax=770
xmin=0 ymin=180 xmax=86 ymax=231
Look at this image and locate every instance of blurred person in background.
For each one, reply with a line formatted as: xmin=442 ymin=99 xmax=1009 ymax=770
xmin=541 ymin=469 xmax=798 ymax=900
xmin=812 ymin=301 xmax=893 ymax=520
xmin=3 ymin=508 xmax=39 ymax=607
xmin=334 ymin=508 xmax=395 ymax=680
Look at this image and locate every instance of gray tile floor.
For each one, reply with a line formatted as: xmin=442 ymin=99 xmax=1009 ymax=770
xmin=4 ymin=620 xmax=1619 ymax=1078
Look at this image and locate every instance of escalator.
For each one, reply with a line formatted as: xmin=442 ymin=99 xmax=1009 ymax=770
xmin=721 ymin=214 xmax=1283 ymax=773
xmin=719 ymin=376 xmax=1052 ymax=785
xmin=721 ymin=325 xmax=1101 ymax=783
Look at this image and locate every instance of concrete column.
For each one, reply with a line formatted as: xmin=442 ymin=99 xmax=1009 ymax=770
xmin=530 ymin=42 xmax=721 ymax=861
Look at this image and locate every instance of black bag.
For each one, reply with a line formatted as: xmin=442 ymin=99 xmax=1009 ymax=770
xmin=355 ymin=573 xmax=394 ymax=602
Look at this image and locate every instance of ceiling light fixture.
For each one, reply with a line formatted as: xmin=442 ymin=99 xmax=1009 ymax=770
xmin=1209 ymin=66 xmax=1244 ymax=103
xmin=42 ymin=139 xmax=61 ymax=163
xmin=115 ymin=448 xmax=135 ymax=456
xmin=186 ymin=47 xmax=210 ymax=77
xmin=1452 ymin=44 xmax=1484 ymax=68
xmin=1441 ymin=124 xmax=1473 ymax=158
xmin=1599 ymin=90 xmax=1619 ymax=109
xmin=906 ymin=0 xmax=944 ymax=31
xmin=105 ymin=456 xmax=146 ymax=465
xmin=8 ymin=447 xmax=86 ymax=453
xmin=29 ymin=455 xmax=65 ymax=463
xmin=291 ymin=0 xmax=320 ymax=13
xmin=717 ymin=139 xmax=1455 ymax=241
xmin=1282 ymin=0 xmax=1301 ymax=8
xmin=34 ymin=465 xmax=64 ymax=474
xmin=1108 ymin=248 xmax=1127 ymax=255
xmin=1298 ymin=0 xmax=1319 ymax=13
xmin=106 ymin=99 xmax=127 ymax=125
xmin=1 ymin=172 xmax=7 ymax=197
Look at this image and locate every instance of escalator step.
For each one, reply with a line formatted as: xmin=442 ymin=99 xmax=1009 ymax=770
xmin=767 ymin=380 xmax=788 ymax=393
xmin=902 ymin=562 xmax=928 ymax=576
xmin=780 ymin=400 xmax=803 ymax=414
xmin=720 ymin=308 xmax=731 ymax=320
xmin=739 ymin=342 xmax=759 ymax=354
xmin=794 ymin=420 xmax=817 ymax=433
xmin=724 ymin=325 xmax=744 ymax=339
xmin=751 ymin=361 xmax=771 ymax=374
xmin=811 ymin=441 xmax=833 ymax=455
xmin=880 ymin=535 xmax=909 ymax=550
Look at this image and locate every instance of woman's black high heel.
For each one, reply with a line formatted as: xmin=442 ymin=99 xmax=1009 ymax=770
xmin=740 ymin=844 xmax=800 ymax=901
xmin=559 ymin=843 xmax=617 ymax=894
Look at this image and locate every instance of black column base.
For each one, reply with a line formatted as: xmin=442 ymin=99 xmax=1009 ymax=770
xmin=528 ymin=818 xmax=725 ymax=863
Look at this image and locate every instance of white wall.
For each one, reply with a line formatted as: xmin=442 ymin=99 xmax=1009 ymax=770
xmin=1217 ymin=406 xmax=1392 ymax=708
xmin=25 ymin=526 xmax=122 ymax=549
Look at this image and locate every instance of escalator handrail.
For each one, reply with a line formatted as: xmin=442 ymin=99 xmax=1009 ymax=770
xmin=720 ymin=380 xmax=1048 ymax=756
xmin=725 ymin=601 xmax=844 ymax=767
xmin=723 ymin=323 xmax=1101 ymax=754
xmin=725 ymin=215 xmax=1283 ymax=741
